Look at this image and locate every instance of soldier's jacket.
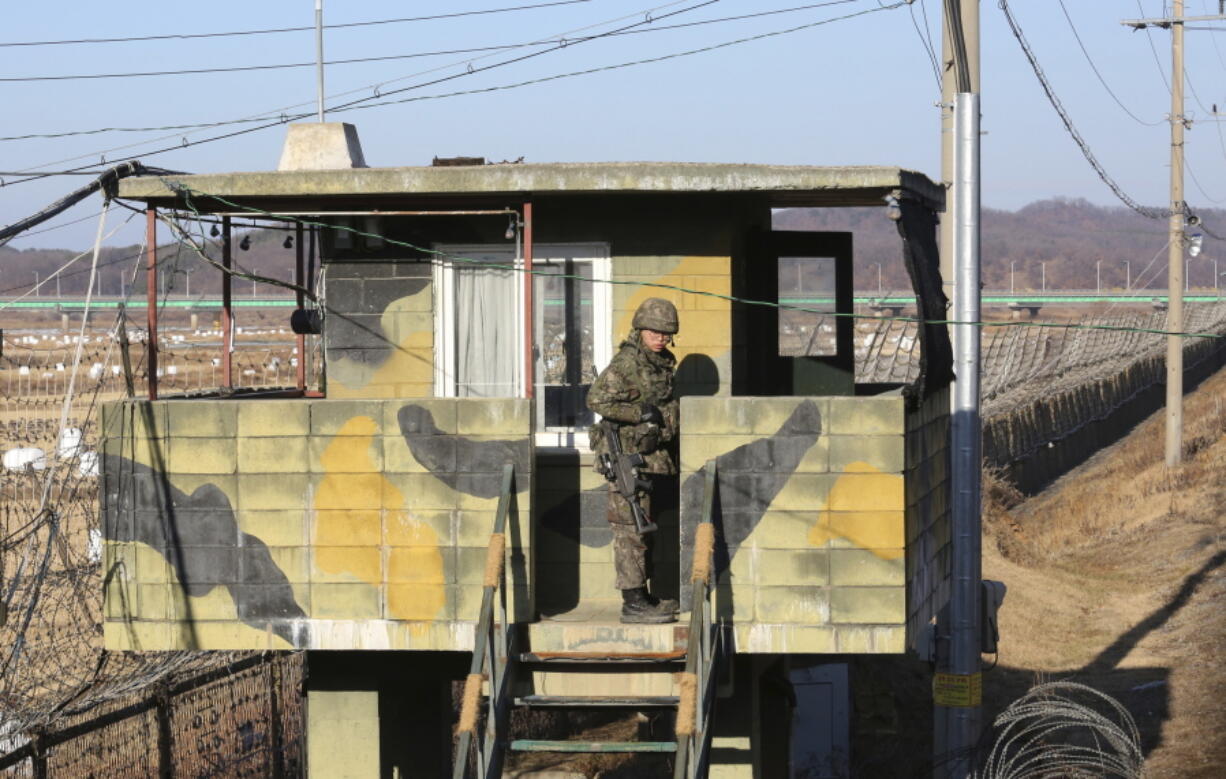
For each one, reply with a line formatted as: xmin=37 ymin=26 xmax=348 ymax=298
xmin=587 ymin=330 xmax=680 ymax=474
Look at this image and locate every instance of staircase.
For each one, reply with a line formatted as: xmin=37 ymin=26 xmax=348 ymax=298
xmin=453 ymin=464 xmax=724 ymax=779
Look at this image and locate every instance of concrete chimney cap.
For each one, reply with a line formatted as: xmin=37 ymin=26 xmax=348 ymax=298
xmin=278 ymin=122 xmax=367 ymax=171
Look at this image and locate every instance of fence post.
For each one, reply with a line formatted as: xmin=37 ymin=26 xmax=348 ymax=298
xmin=269 ymin=655 xmax=285 ymax=779
xmin=31 ymin=729 xmax=47 ymax=779
xmin=156 ymin=684 xmax=173 ymax=778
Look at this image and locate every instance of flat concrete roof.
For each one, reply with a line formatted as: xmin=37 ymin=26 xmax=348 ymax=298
xmin=118 ymin=161 xmax=944 ymax=211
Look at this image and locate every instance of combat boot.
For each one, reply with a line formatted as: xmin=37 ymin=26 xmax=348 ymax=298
xmin=620 ymin=587 xmax=677 ymax=624
xmin=645 ymin=590 xmax=679 ymax=613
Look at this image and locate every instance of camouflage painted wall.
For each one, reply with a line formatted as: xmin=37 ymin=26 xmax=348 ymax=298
xmin=100 ymin=397 xmax=532 ymax=651
xmin=322 ymin=260 xmax=435 ymax=399
xmin=678 ymin=396 xmax=912 ymax=654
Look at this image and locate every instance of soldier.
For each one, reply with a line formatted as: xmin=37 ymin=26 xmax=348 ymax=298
xmin=588 ymin=297 xmax=681 ymax=624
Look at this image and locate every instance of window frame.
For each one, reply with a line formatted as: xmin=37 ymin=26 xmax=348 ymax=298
xmin=433 ymin=242 xmax=612 ymax=450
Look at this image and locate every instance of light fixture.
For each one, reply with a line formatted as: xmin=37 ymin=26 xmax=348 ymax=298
xmin=505 ymin=215 xmax=517 ymax=240
xmin=239 ymin=235 xmax=251 ymax=251
xmin=210 ymin=224 xmax=220 ymax=237
xmin=1188 ymin=231 xmax=1204 ymax=257
xmin=884 ymin=192 xmax=902 ymax=222
xmin=283 ymin=235 xmax=294 ymax=249
xmin=363 ymin=216 xmax=384 ymax=249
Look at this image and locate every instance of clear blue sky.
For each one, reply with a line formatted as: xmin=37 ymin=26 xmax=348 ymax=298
xmin=2 ymin=0 xmax=1224 ymax=251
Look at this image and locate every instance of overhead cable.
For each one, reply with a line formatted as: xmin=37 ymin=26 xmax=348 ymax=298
xmin=0 ymin=1 xmax=593 ymax=47
xmin=0 ymin=1 xmax=898 ymax=187
xmin=0 ymin=162 xmax=184 ymax=245
xmin=1 ymin=0 xmax=715 ymax=180
xmin=1058 ymin=0 xmax=1162 ymax=126
xmin=0 ymin=1 xmax=859 ymax=85
xmin=999 ymin=0 xmax=1175 ymax=220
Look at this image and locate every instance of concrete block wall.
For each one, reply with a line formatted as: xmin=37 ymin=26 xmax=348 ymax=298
xmin=612 ymin=255 xmax=732 ymax=397
xmin=678 ymin=396 xmax=908 ymax=654
xmin=322 ymin=259 xmax=435 ymax=399
xmin=904 ymin=386 xmax=951 ymax=649
xmin=101 ymin=397 xmax=532 ymax=651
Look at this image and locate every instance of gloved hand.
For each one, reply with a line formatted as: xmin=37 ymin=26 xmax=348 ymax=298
xmin=639 ymin=403 xmax=664 ymax=425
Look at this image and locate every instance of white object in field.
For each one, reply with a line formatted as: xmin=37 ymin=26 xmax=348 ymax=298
xmin=87 ymin=528 xmax=103 ymax=563
xmin=243 ymin=368 xmax=256 ymax=377
xmin=78 ymin=450 xmax=100 ymax=478
xmin=111 ymin=366 xmax=121 ymax=376
xmin=211 ymin=358 xmax=221 ymax=367
xmin=57 ymin=427 xmax=83 ymax=459
xmin=3 ymin=447 xmax=47 ymax=472
xmin=18 ymin=366 xmax=30 ymax=376
xmin=167 ymin=365 xmax=178 ymax=376
xmin=89 ymin=363 xmax=104 ymax=379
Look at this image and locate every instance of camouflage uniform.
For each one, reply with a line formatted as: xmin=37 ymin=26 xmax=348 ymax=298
xmin=587 ymin=327 xmax=679 ymax=590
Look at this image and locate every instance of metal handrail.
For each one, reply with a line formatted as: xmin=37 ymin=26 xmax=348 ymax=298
xmin=452 ymin=464 xmax=518 ymax=779
xmin=674 ymin=462 xmax=722 ymax=779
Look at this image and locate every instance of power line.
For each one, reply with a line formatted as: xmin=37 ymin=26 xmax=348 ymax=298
xmin=1058 ymin=0 xmax=1163 ymax=126
xmin=906 ymin=0 xmax=942 ymax=91
xmin=1136 ymin=0 xmax=1172 ymax=92
xmin=0 ymin=0 xmax=859 ymax=84
xmin=2 ymin=0 xmax=712 ymax=176
xmin=162 ymin=182 xmax=1226 ymax=341
xmin=1 ymin=1 xmax=894 ymax=187
xmin=0 ymin=1 xmax=593 ymax=48
xmin=999 ymin=0 xmax=1175 ymax=221
xmin=333 ymin=3 xmax=906 ymax=116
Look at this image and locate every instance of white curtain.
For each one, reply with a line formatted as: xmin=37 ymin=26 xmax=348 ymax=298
xmin=455 ymin=261 xmax=518 ymax=397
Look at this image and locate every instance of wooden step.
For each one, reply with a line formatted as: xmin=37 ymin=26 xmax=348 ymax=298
xmin=514 ymin=694 xmax=680 ymax=708
xmin=520 ymin=651 xmax=685 ymax=665
xmin=508 ymin=740 xmax=677 ymax=754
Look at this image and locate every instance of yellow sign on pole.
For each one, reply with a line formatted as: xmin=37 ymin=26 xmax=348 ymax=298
xmin=933 ymin=672 xmax=982 ymax=707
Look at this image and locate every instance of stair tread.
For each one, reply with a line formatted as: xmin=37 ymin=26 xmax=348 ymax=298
xmin=515 ymin=694 xmax=680 ymax=707
xmin=520 ymin=650 xmax=685 ymax=664
xmin=509 ymin=739 xmax=677 ymax=753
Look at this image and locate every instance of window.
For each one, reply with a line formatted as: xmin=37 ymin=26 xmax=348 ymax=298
xmin=778 ymin=256 xmax=838 ymax=357
xmin=434 ymin=243 xmax=610 ymax=447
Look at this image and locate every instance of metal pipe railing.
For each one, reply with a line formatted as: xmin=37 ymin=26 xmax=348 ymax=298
xmin=453 ymin=463 xmax=517 ymax=779
xmin=675 ymin=462 xmax=720 ymax=779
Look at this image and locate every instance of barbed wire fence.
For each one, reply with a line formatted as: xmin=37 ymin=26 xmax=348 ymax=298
xmin=1 ymin=292 xmax=1224 ymax=774
xmin=0 ymin=268 xmax=312 ymax=776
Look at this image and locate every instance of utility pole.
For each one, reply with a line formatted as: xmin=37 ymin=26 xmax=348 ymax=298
xmin=1168 ymin=0 xmax=1186 ymax=466
xmin=939 ymin=3 xmax=982 ymax=778
xmin=1124 ymin=260 xmax=1131 ymax=290
xmin=1096 ymin=260 xmax=1101 ymax=293
xmin=1121 ymin=2 xmax=1218 ymax=465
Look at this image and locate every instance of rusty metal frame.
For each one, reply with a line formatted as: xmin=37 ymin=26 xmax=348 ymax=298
xmin=145 ymin=208 xmax=158 ymax=401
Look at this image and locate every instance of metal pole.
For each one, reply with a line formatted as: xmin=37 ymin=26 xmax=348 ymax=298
xmin=939 ymin=0 xmax=981 ymax=304
xmin=1010 ymin=261 xmax=1014 ymax=294
xmin=937 ymin=5 xmax=980 ymax=774
xmin=946 ymin=90 xmax=983 ymax=778
xmin=1167 ymin=0 xmax=1185 ymax=466
xmin=1096 ymin=260 xmax=1101 ymax=294
xmin=523 ymin=202 xmax=534 ymax=400
xmin=146 ymin=209 xmax=159 ymax=401
xmin=877 ymin=262 xmax=882 ymax=296
xmin=1125 ymin=260 xmax=1131 ymax=290
xmin=315 ymin=0 xmax=326 ymax=122
xmin=1041 ymin=262 xmax=1046 ymax=292
xmin=295 ymin=223 xmax=306 ymax=391
xmin=1186 ymin=259 xmax=1191 ymax=292
xmin=222 ymin=216 xmax=233 ymax=390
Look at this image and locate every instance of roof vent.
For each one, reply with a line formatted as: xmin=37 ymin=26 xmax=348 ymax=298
xmin=432 ymin=156 xmax=485 ymax=167
xmin=278 ymin=123 xmax=367 ymax=171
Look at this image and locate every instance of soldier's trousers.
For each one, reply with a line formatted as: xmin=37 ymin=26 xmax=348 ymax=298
xmin=607 ymin=484 xmax=652 ymax=590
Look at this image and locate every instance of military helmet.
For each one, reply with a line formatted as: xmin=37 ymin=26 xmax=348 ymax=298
xmin=631 ymin=297 xmax=679 ymax=334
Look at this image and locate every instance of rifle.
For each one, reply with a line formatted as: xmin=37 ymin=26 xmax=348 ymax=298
xmin=595 ymin=419 xmax=658 ymax=535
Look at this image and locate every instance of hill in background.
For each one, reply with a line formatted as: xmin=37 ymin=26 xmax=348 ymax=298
xmin=3 ymin=198 xmax=1223 ymax=297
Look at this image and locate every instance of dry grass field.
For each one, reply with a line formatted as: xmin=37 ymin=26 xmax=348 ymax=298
xmin=981 ymin=364 xmax=1226 ymax=776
